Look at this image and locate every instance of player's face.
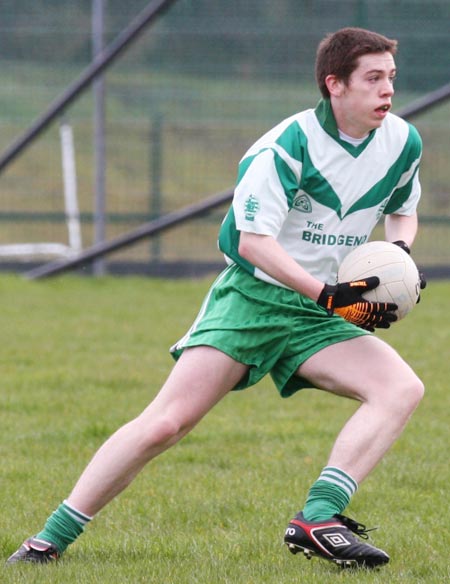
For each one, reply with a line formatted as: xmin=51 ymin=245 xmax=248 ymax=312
xmin=331 ymin=52 xmax=396 ymax=138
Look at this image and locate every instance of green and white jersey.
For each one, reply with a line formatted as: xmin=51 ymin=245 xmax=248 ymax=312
xmin=218 ymin=99 xmax=422 ymax=285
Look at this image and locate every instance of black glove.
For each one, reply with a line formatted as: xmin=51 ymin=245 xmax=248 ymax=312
xmin=392 ymin=240 xmax=427 ymax=300
xmin=317 ymin=277 xmax=398 ymax=332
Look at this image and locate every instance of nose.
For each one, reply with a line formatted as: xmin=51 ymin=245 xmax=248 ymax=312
xmin=381 ymin=78 xmax=395 ymax=97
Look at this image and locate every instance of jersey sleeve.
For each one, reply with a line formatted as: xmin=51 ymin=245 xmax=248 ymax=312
xmin=233 ymin=146 xmax=300 ymax=237
xmin=384 ymin=123 xmax=422 ymax=216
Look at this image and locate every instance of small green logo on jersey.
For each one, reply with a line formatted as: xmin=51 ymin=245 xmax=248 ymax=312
xmin=293 ymin=193 xmax=312 ymax=213
xmin=375 ymin=199 xmax=388 ymax=221
xmin=244 ymin=194 xmax=260 ymax=221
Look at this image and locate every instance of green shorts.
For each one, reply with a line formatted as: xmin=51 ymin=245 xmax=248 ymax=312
xmin=170 ymin=264 xmax=369 ymax=397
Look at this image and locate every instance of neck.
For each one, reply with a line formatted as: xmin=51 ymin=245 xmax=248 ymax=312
xmin=338 ymin=128 xmax=368 ymax=146
xmin=331 ymin=100 xmax=371 ymax=139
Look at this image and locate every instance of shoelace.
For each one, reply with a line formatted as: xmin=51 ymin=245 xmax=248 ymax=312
xmin=334 ymin=514 xmax=378 ymax=540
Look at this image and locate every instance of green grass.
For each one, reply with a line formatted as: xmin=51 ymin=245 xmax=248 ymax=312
xmin=0 ymin=274 xmax=449 ymax=583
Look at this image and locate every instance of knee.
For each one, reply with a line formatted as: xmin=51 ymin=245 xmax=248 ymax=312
xmin=152 ymin=415 xmax=183 ymax=444
xmin=412 ymin=376 xmax=425 ymax=404
xmin=408 ymin=376 xmax=425 ymax=411
xmin=386 ymin=374 xmax=425 ymax=416
xmin=133 ymin=412 xmax=189 ymax=454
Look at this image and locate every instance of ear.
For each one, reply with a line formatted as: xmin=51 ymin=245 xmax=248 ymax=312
xmin=325 ymin=74 xmax=345 ymax=97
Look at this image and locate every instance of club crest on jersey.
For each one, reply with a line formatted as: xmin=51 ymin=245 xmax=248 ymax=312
xmin=244 ymin=194 xmax=260 ymax=221
xmin=293 ymin=193 xmax=312 ymax=213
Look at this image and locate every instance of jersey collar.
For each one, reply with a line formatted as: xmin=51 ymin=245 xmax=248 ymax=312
xmin=314 ymin=98 xmax=376 ymax=157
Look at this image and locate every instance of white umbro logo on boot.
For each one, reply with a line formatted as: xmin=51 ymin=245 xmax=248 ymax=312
xmin=322 ymin=532 xmax=351 ymax=548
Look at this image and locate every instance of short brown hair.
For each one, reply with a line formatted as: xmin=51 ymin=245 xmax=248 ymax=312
xmin=315 ymin=27 xmax=398 ymax=98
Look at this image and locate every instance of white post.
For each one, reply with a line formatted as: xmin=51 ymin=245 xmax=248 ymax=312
xmin=60 ymin=122 xmax=82 ymax=254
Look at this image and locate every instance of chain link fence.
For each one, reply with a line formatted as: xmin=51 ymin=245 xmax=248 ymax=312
xmin=0 ymin=0 xmax=448 ymax=275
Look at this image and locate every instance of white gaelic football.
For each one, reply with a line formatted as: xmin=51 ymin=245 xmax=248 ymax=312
xmin=338 ymin=241 xmax=421 ymax=320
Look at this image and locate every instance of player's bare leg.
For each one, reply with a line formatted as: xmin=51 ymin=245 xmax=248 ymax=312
xmin=6 ymin=346 xmax=248 ymax=563
xmin=284 ymin=334 xmax=424 ymax=568
xmin=298 ymin=334 xmax=424 ymax=481
xmin=67 ymin=346 xmax=248 ymax=516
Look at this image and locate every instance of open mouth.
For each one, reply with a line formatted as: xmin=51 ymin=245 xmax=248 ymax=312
xmin=375 ymin=104 xmax=390 ymax=113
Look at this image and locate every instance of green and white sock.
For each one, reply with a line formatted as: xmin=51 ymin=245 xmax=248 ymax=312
xmin=35 ymin=500 xmax=93 ymax=553
xmin=302 ymin=466 xmax=358 ymax=522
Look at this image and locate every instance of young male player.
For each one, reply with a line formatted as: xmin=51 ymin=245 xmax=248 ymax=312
xmin=8 ymin=27 xmax=425 ymax=569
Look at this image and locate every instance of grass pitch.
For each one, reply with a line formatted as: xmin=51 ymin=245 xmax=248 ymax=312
xmin=0 ymin=274 xmax=448 ymax=583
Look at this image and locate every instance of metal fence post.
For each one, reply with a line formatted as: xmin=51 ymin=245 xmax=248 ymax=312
xmin=92 ymin=0 xmax=106 ymax=276
xmin=150 ymin=112 xmax=163 ymax=262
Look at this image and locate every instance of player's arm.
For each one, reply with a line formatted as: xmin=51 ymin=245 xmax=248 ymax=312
xmin=385 ymin=211 xmax=426 ymax=294
xmin=384 ymin=212 xmax=418 ymax=249
xmin=238 ymin=231 xmax=323 ymax=301
xmin=238 ymin=231 xmax=397 ymax=331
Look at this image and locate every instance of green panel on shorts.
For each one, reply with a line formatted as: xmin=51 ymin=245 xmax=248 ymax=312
xmin=170 ymin=264 xmax=369 ymax=398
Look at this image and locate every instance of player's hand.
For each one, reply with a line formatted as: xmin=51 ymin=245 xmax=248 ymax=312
xmin=416 ymin=270 xmax=427 ymax=303
xmin=392 ymin=240 xmax=426 ymax=301
xmin=317 ymin=277 xmax=398 ymax=331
